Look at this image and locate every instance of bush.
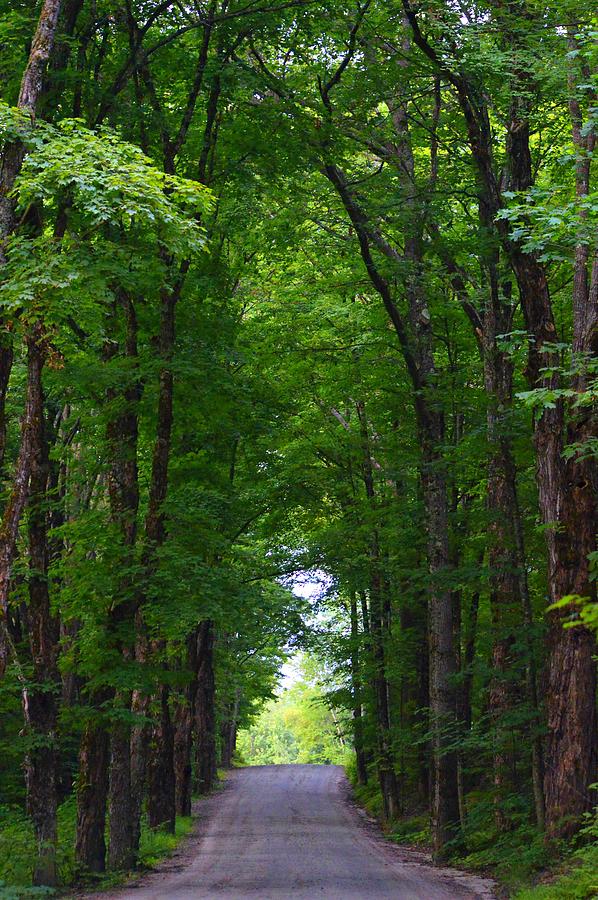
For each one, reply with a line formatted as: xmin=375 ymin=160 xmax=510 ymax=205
xmin=0 ymin=799 xmax=194 ymax=893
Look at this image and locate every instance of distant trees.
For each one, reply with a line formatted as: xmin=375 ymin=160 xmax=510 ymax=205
xmin=237 ymin=676 xmax=348 ymax=767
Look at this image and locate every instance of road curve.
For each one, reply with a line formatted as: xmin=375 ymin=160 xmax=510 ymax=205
xmin=96 ymin=765 xmax=494 ymax=900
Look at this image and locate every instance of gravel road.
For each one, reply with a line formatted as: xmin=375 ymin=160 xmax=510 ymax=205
xmin=92 ymin=764 xmax=495 ymax=900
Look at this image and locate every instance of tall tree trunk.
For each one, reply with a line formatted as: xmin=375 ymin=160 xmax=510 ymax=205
xmin=482 ymin=260 xmax=521 ymax=830
xmin=399 ymin=12 xmax=597 ymax=831
xmin=220 ymin=688 xmax=240 ymax=769
xmin=349 ymin=592 xmax=368 ymax=785
xmin=0 ymin=0 xmax=62 ymax=478
xmin=356 ymin=401 xmax=401 ymax=819
xmin=106 ymin=292 xmax=141 ymax=871
xmin=75 ymin=712 xmax=110 ymax=873
xmin=456 ymin=585 xmax=480 ymax=825
xmin=147 ymin=685 xmax=176 ymax=832
xmin=174 ymin=630 xmax=199 ymax=817
xmin=141 ymin=270 xmax=187 ymax=833
xmin=0 ymin=333 xmax=47 ymax=672
xmin=23 ymin=339 xmax=59 ymax=886
xmin=108 ymin=718 xmax=135 ymax=868
xmin=324 ymin=160 xmax=458 ymax=855
xmin=130 ymin=667 xmax=150 ymax=855
xmin=505 ymin=88 xmax=596 ymax=839
xmin=0 ymin=0 xmax=62 ymax=251
xmin=195 ymin=620 xmax=216 ymax=794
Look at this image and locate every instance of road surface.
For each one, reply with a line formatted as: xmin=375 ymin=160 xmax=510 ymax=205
xmin=95 ymin=765 xmax=494 ymax=899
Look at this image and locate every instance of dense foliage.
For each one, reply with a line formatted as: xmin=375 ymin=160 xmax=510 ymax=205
xmin=0 ymin=0 xmax=596 ymax=896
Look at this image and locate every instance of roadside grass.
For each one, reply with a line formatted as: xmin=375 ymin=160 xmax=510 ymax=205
xmin=345 ymin=763 xmax=598 ymax=898
xmin=512 ymin=843 xmax=598 ymax=899
xmin=346 ymin=761 xmax=430 ymax=847
xmin=0 ymin=797 xmax=196 ymax=898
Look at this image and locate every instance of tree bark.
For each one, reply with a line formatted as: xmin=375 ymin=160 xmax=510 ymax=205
xmin=130 ymin=669 xmax=150 ymax=855
xmin=355 ymin=401 xmax=401 ymax=819
xmin=105 ymin=292 xmax=141 ymax=871
xmin=481 ymin=259 xmax=521 ymax=829
xmin=0 ymin=0 xmax=62 ymax=668
xmin=142 ymin=269 xmax=187 ymax=832
xmin=0 ymin=333 xmax=47 ymax=674
xmin=350 ymin=592 xmax=368 ymax=785
xmin=400 ymin=7 xmax=597 ymax=833
xmin=75 ymin=713 xmax=110 ymax=873
xmin=147 ymin=685 xmax=176 ymax=832
xmin=324 ymin=160 xmax=459 ymax=856
xmin=174 ymin=630 xmax=199 ymax=817
xmin=108 ymin=718 xmax=135 ymax=869
xmin=195 ymin=620 xmax=217 ymax=794
xmin=23 ymin=338 xmax=59 ymax=887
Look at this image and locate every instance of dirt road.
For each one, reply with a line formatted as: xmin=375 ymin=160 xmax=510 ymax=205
xmin=94 ymin=765 xmax=495 ymax=899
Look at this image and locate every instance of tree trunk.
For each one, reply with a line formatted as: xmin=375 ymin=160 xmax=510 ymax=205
xmin=174 ymin=630 xmax=199 ymax=817
xmin=401 ymin=3 xmax=597 ymax=834
xmin=423 ymin=457 xmax=460 ymax=856
xmin=105 ymin=291 xmax=141 ymax=871
xmin=505 ymin=122 xmax=597 ymax=841
xmin=350 ymin=592 xmax=368 ymax=785
xmin=355 ymin=401 xmax=400 ymax=819
xmin=0 ymin=0 xmax=63 ymax=253
xmin=142 ymin=270 xmax=186 ymax=832
xmin=0 ymin=0 xmax=62 ymax=466
xmin=195 ymin=620 xmax=217 ymax=794
xmin=147 ymin=685 xmax=176 ymax=832
xmin=174 ymin=700 xmax=194 ymax=817
xmin=75 ymin=714 xmax=110 ymax=873
xmin=324 ymin=160 xmax=458 ymax=854
xmin=0 ymin=333 xmax=47 ymax=672
xmin=456 ymin=585 xmax=480 ymax=826
xmin=130 ymin=674 xmax=150 ymax=855
xmin=108 ymin=714 xmax=135 ymax=869
xmin=23 ymin=346 xmax=59 ymax=886
xmin=220 ymin=688 xmax=240 ymax=769
xmin=481 ymin=263 xmax=521 ymax=830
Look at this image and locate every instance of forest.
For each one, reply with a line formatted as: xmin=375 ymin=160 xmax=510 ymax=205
xmin=0 ymin=0 xmax=596 ymax=897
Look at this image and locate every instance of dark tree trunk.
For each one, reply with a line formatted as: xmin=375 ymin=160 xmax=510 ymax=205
xmin=142 ymin=269 xmax=187 ymax=832
xmin=503 ymin=100 xmax=596 ymax=839
xmin=147 ymin=685 xmax=176 ymax=832
xmin=130 ymin=674 xmax=150 ymax=855
xmin=350 ymin=592 xmax=368 ymax=785
xmin=105 ymin=292 xmax=141 ymax=871
xmin=0 ymin=339 xmax=13 ymax=474
xmin=0 ymin=0 xmax=62 ymax=671
xmin=369 ymin=573 xmax=401 ymax=819
xmin=456 ymin=584 xmax=480 ymax=823
xmin=0 ymin=0 xmax=63 ymax=254
xmin=0 ymin=334 xmax=47 ymax=672
xmin=481 ymin=260 xmax=521 ymax=829
xmin=355 ymin=401 xmax=401 ymax=819
xmin=195 ymin=621 xmax=217 ymax=794
xmin=538 ymin=41 xmax=598 ymax=836
xmin=423 ymin=455 xmax=460 ymax=855
xmin=399 ymin=14 xmax=597 ymax=832
xmin=324 ymin=160 xmax=459 ymax=855
xmin=174 ymin=630 xmax=199 ymax=817
xmin=220 ymin=688 xmax=240 ymax=769
xmin=23 ymin=341 xmax=59 ymax=887
xmin=174 ymin=701 xmax=194 ymax=817
xmin=75 ymin=715 xmax=110 ymax=873
xmin=108 ymin=718 xmax=135 ymax=869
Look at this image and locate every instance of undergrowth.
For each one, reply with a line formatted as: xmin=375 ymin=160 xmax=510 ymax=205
xmin=0 ymin=798 xmax=194 ymax=898
xmin=512 ymin=810 xmax=598 ymax=900
xmin=345 ymin=762 xmax=598 ymax=898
